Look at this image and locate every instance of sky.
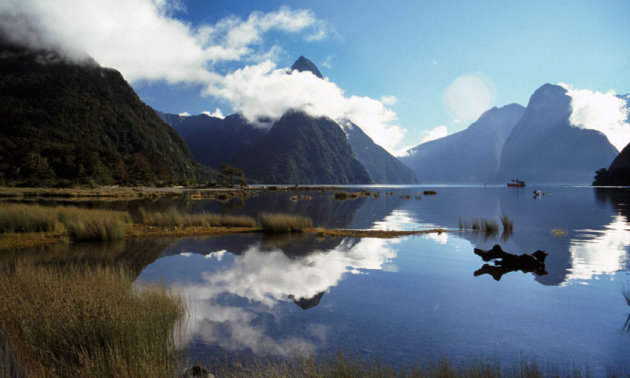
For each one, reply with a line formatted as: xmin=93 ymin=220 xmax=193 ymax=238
xmin=1 ymin=0 xmax=629 ymax=154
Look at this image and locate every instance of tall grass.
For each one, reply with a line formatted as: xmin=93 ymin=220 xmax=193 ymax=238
xmin=259 ymin=213 xmax=313 ymax=233
xmin=205 ymin=352 xmax=557 ymax=378
xmin=134 ymin=207 xmax=256 ymax=228
xmin=0 ymin=203 xmax=130 ymax=241
xmin=0 ymin=262 xmax=184 ymax=377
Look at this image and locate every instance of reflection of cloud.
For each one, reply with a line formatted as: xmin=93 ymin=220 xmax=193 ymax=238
xmin=566 ymin=214 xmax=630 ymax=283
xmin=167 ymin=237 xmax=398 ymax=356
xmin=371 ymin=209 xmax=444 ymax=234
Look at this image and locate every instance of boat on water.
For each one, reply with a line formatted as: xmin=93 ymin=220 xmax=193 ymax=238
xmin=507 ymin=178 xmax=526 ymax=187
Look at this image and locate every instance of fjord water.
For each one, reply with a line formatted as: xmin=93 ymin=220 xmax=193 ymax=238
xmin=135 ymin=186 xmax=630 ymax=374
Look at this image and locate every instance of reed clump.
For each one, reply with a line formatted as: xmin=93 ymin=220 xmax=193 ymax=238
xmin=135 ymin=207 xmax=256 ymax=228
xmin=0 ymin=203 xmax=130 ymax=241
xmin=259 ymin=213 xmax=313 ymax=233
xmin=0 ymin=262 xmax=184 ymax=377
xmin=500 ymin=214 xmax=514 ymax=233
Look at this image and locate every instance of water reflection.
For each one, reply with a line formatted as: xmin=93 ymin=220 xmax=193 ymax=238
xmin=139 ymin=234 xmax=400 ymax=357
xmin=566 ymin=214 xmax=630 ymax=283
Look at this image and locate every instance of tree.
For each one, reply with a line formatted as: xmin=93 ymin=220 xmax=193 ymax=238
xmin=220 ymin=164 xmax=245 ymax=187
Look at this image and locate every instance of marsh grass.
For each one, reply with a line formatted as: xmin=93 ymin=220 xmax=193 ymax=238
xmin=459 ymin=217 xmax=502 ymax=239
xmin=0 ymin=262 xmax=184 ymax=377
xmin=135 ymin=207 xmax=256 ymax=228
xmin=205 ymin=353 xmax=564 ymax=378
xmin=259 ymin=213 xmax=313 ymax=233
xmin=0 ymin=203 xmax=130 ymax=241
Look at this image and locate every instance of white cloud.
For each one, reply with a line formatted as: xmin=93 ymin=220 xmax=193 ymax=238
xmin=0 ymin=0 xmax=404 ymax=153
xmin=443 ymin=73 xmax=497 ymax=125
xmin=0 ymin=1 xmax=326 ymax=83
xmin=380 ymin=95 xmax=398 ymax=106
xmin=178 ymin=111 xmax=191 ymax=117
xmin=560 ymin=83 xmax=630 ymax=151
xmin=202 ymin=108 xmax=225 ymax=119
xmin=207 ymin=60 xmax=406 ymax=153
xmin=420 ymin=125 xmax=448 ymax=144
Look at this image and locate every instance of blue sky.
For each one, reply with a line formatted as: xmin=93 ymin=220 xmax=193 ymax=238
xmin=2 ymin=0 xmax=629 ymax=153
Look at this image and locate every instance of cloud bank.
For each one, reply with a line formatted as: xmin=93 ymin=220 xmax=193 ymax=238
xmin=561 ymin=84 xmax=630 ymax=151
xmin=0 ymin=0 xmax=405 ymax=153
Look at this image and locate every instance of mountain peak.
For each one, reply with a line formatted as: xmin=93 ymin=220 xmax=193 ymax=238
xmin=291 ymin=56 xmax=323 ymax=79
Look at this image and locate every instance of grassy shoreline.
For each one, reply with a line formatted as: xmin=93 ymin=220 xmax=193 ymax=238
xmin=0 ymin=202 xmax=452 ymax=250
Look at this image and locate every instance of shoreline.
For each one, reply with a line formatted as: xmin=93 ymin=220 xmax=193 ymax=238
xmin=0 ymin=225 xmax=451 ymax=250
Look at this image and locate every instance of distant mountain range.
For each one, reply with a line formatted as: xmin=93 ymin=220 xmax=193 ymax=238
xmin=497 ymin=84 xmax=618 ymax=184
xmin=401 ymin=104 xmax=525 ymax=184
xmin=402 ymin=83 xmax=620 ymax=185
xmin=160 ymin=57 xmax=418 ymax=185
xmin=0 ymin=40 xmax=212 ymax=186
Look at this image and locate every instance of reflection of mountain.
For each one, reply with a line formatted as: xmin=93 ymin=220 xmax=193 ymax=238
xmin=392 ymin=187 xmax=623 ymax=286
xmin=137 ymin=234 xmax=399 ymax=356
xmin=290 ymin=292 xmax=325 ymax=310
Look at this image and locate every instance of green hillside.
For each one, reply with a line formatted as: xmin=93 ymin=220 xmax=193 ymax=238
xmin=0 ymin=42 xmax=212 ymax=187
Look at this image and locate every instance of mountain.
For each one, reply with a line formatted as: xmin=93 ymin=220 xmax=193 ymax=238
xmin=593 ymin=142 xmax=630 ymax=185
xmin=400 ymin=104 xmax=525 ymax=183
xmin=234 ymin=111 xmax=372 ymax=184
xmin=291 ymin=56 xmax=323 ymax=78
xmin=0 ymin=41 xmax=212 ymax=186
xmin=159 ymin=56 xmax=417 ymax=184
xmin=497 ymin=84 xmax=619 ymax=184
xmin=157 ymin=112 xmax=265 ymax=169
xmin=341 ymin=120 xmax=418 ymax=184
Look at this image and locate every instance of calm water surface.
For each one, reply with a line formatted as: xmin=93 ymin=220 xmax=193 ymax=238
xmin=133 ymin=186 xmax=630 ymax=374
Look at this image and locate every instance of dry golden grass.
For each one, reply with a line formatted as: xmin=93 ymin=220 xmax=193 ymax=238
xmin=0 ymin=203 xmax=130 ymax=241
xmin=259 ymin=213 xmax=313 ymax=233
xmin=0 ymin=262 xmax=184 ymax=377
xmin=134 ymin=207 xmax=256 ymax=228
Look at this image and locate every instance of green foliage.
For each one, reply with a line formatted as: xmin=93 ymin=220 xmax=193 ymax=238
xmin=0 ymin=43 xmax=214 ymax=187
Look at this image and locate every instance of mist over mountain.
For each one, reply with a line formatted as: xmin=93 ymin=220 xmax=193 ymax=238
xmin=592 ymin=95 xmax=630 ymax=186
xmin=401 ymin=104 xmax=525 ymax=183
xmin=497 ymin=84 xmax=618 ymax=184
xmin=159 ymin=56 xmax=417 ymax=185
xmin=0 ymin=40 xmax=211 ymax=186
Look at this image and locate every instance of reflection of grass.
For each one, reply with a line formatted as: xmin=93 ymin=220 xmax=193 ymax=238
xmin=551 ymin=228 xmax=568 ymax=237
xmin=0 ymin=262 xmax=184 ymax=377
xmin=623 ymin=285 xmax=630 ymax=306
xmin=259 ymin=213 xmax=313 ymax=233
